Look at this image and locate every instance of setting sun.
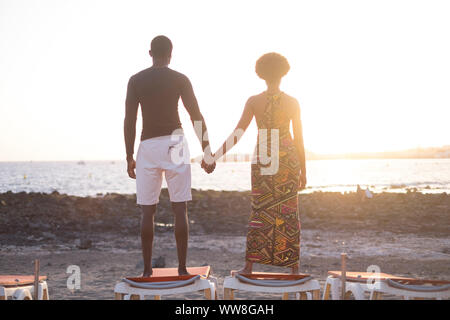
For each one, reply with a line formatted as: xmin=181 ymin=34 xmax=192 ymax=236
xmin=1 ymin=0 xmax=449 ymax=161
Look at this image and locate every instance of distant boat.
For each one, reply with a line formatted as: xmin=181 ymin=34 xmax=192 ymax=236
xmin=77 ymin=161 xmax=86 ymax=165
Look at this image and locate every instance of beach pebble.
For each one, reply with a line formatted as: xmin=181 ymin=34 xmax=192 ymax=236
xmin=135 ymin=256 xmax=166 ymax=269
xmin=152 ymin=256 xmax=165 ymax=268
xmin=76 ymin=238 xmax=92 ymax=250
xmin=42 ymin=232 xmax=57 ymax=240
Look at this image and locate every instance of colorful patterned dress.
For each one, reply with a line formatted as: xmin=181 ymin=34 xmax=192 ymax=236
xmin=245 ymin=92 xmax=301 ymax=267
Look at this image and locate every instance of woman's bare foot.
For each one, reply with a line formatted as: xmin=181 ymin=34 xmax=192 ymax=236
xmin=178 ymin=266 xmax=191 ymax=276
xmin=231 ymin=268 xmax=252 ymax=276
xmin=231 ymin=262 xmax=253 ymax=276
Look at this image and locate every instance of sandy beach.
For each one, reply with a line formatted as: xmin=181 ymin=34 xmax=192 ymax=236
xmin=1 ymin=190 xmax=449 ymax=299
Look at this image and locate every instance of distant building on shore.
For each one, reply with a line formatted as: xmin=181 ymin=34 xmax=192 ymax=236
xmin=307 ymin=146 xmax=450 ymax=160
xmin=435 ymin=149 xmax=450 ymax=158
xmin=190 ymin=145 xmax=450 ymax=162
xmin=190 ymin=153 xmax=252 ymax=163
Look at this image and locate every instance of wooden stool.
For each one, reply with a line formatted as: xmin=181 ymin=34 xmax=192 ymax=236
xmin=0 ymin=275 xmax=49 ymax=300
xmin=114 ymin=266 xmax=217 ymax=300
xmin=323 ymin=271 xmax=450 ymax=300
xmin=223 ymin=272 xmax=320 ymax=300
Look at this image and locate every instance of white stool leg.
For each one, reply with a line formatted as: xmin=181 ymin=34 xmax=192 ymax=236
xmin=40 ymin=282 xmax=49 ymax=300
xmin=347 ymin=283 xmax=366 ymax=300
xmin=322 ymin=277 xmax=332 ymax=300
xmin=13 ymin=288 xmax=32 ymax=300
xmin=209 ymin=282 xmax=216 ymax=300
xmin=209 ymin=276 xmax=219 ymax=300
xmin=330 ymin=277 xmax=341 ymax=300
xmin=323 ymin=276 xmax=341 ymax=300
xmin=369 ymin=290 xmax=382 ymax=300
xmin=0 ymin=286 xmax=7 ymax=300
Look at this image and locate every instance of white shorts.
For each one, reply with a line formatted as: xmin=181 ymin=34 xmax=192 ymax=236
xmin=136 ymin=134 xmax=192 ymax=205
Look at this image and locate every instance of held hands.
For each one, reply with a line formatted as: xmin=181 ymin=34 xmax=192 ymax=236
xmin=201 ymin=150 xmax=216 ymax=174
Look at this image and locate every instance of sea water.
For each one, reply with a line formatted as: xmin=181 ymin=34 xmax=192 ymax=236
xmin=0 ymin=159 xmax=449 ymax=196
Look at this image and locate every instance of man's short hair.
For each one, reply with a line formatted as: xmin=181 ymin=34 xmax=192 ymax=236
xmin=151 ymin=35 xmax=173 ymax=58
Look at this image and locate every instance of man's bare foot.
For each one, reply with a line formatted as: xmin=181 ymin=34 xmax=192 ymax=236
xmin=178 ymin=267 xmax=191 ymax=276
xmin=142 ymin=269 xmax=152 ymax=277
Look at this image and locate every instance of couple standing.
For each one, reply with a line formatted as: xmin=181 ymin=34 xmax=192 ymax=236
xmin=124 ymin=36 xmax=307 ymax=277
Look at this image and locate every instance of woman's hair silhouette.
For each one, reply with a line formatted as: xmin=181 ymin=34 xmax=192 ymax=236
xmin=255 ymin=52 xmax=290 ymax=82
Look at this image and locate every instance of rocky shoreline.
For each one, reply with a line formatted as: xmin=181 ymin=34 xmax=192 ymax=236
xmin=1 ymin=190 xmax=449 ymax=299
xmin=0 ymin=190 xmax=449 ymax=246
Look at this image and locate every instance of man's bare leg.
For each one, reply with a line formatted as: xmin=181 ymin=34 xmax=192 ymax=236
xmin=171 ymin=201 xmax=190 ymax=275
xmin=231 ymin=261 xmax=253 ymax=276
xmin=141 ymin=204 xmax=156 ymax=277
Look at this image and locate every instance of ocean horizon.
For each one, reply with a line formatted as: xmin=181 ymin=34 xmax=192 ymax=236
xmin=1 ymin=158 xmax=449 ymax=196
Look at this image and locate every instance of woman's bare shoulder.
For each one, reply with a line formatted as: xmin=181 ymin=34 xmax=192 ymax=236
xmin=247 ymin=92 xmax=265 ymax=102
xmin=281 ymin=92 xmax=300 ymax=117
xmin=245 ymin=92 xmax=265 ymax=109
xmin=282 ymin=92 xmax=300 ymax=106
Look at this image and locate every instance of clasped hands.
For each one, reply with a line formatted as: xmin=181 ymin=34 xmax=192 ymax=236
xmin=201 ymin=150 xmax=216 ymax=174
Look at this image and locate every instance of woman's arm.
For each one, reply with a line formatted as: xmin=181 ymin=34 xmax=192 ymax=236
xmin=214 ymin=98 xmax=254 ymax=160
xmin=292 ymin=100 xmax=307 ymax=188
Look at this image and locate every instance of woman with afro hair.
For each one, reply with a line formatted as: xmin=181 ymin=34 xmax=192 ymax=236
xmin=213 ymin=53 xmax=307 ymax=274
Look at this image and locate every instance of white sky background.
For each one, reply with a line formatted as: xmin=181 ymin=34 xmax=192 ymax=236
xmin=0 ymin=0 xmax=449 ymax=161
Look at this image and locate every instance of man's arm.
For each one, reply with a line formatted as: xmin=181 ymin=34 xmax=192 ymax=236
xmin=179 ymin=76 xmax=212 ymax=159
xmin=124 ymin=76 xmax=139 ymax=178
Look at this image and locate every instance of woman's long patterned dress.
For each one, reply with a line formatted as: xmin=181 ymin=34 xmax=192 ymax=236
xmin=245 ymin=92 xmax=301 ymax=267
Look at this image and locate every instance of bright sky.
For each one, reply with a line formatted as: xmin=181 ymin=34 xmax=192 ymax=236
xmin=0 ymin=0 xmax=449 ymax=161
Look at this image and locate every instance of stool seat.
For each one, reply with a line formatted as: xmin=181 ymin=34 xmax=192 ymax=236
xmin=0 ymin=275 xmax=47 ymax=287
xmin=114 ymin=266 xmax=216 ymax=300
xmin=223 ymin=272 xmax=320 ymax=300
xmin=323 ymin=271 xmax=450 ymax=300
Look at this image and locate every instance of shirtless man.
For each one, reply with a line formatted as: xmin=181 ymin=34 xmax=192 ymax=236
xmin=124 ymin=35 xmax=215 ymax=276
